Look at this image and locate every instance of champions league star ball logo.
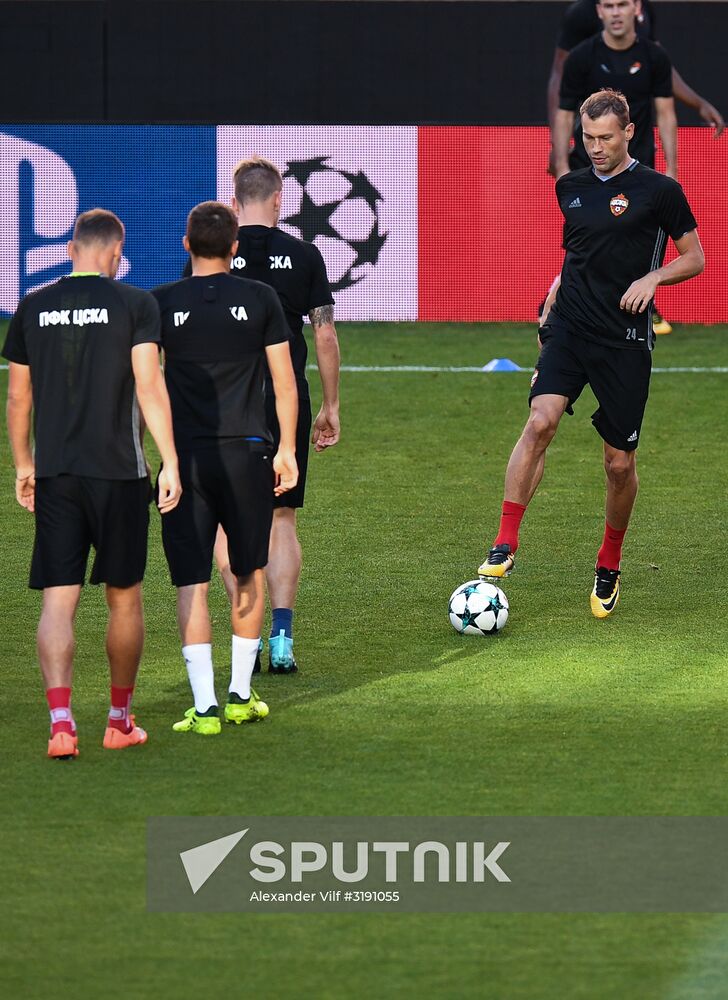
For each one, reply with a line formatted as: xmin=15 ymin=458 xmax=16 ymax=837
xmin=281 ymin=157 xmax=387 ymax=292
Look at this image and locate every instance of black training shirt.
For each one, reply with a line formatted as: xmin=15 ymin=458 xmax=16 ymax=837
xmin=552 ymin=162 xmax=697 ymax=351
xmin=184 ymin=225 xmax=333 ymax=390
xmin=2 ymin=276 xmax=159 ymax=479
xmin=560 ymin=35 xmax=672 ymax=169
xmin=558 ymin=0 xmax=655 ymax=51
xmin=152 ymin=272 xmax=290 ymax=450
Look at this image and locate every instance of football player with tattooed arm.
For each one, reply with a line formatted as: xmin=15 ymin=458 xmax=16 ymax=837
xmin=194 ymin=156 xmax=341 ymax=675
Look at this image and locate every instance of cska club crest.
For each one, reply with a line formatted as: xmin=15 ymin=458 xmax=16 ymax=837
xmin=610 ymin=193 xmax=629 ymax=217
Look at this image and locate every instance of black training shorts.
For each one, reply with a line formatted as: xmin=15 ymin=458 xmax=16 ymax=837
xmin=265 ymin=379 xmax=312 ymax=510
xmin=30 ymin=475 xmax=150 ymax=590
xmin=160 ymin=439 xmax=274 ymax=587
xmin=529 ymin=323 xmax=652 ymax=452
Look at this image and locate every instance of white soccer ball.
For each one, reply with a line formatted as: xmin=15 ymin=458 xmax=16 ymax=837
xmin=448 ymin=580 xmax=509 ymax=636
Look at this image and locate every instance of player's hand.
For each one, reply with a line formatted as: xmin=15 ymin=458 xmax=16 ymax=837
xmin=157 ymin=462 xmax=182 ymax=513
xmin=698 ymin=100 xmax=725 ymax=138
xmin=312 ymin=405 xmax=340 ymax=452
xmin=273 ymin=449 xmax=298 ymax=496
xmin=620 ymin=274 xmax=660 ymax=314
xmin=15 ymin=467 xmax=36 ymax=512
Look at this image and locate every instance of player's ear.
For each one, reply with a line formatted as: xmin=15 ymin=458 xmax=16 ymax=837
xmin=625 ymin=122 xmax=635 ymax=141
xmin=230 ymin=239 xmax=239 ymax=257
xmin=231 ymin=195 xmax=239 ymax=214
xmin=67 ymin=240 xmax=74 ymax=261
xmin=182 ymin=234 xmax=191 ymax=253
xmin=107 ymin=242 xmax=121 ymax=279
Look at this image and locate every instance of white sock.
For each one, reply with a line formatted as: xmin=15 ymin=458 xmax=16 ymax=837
xmin=230 ymin=635 xmax=260 ymax=700
xmin=182 ymin=643 xmax=217 ymax=713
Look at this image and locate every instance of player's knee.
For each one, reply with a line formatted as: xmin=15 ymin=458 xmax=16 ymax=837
xmin=524 ymin=409 xmax=559 ymax=448
xmin=105 ymin=582 xmax=142 ymax=610
xmin=273 ymin=507 xmax=297 ymax=527
xmin=604 ymin=452 xmax=635 ymax=484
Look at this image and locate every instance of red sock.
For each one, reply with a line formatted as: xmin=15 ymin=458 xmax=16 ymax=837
xmin=46 ymin=687 xmax=75 ymax=737
xmin=597 ymin=521 xmax=627 ymax=571
xmin=108 ymin=685 xmax=134 ymax=733
xmin=493 ymin=500 xmax=527 ymax=553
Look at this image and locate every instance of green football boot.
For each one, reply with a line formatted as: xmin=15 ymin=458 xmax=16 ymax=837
xmin=224 ymin=690 xmax=270 ymax=725
xmin=172 ymin=707 xmax=221 ymax=736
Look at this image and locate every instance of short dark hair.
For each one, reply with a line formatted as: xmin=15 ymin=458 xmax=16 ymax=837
xmin=73 ymin=208 xmax=124 ymax=245
xmin=580 ymin=89 xmax=631 ymax=130
xmin=186 ymin=201 xmax=238 ymax=259
xmin=233 ymin=156 xmax=283 ymax=206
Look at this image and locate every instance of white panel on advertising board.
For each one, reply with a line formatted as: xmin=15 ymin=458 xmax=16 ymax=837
xmin=217 ymin=127 xmax=418 ymax=321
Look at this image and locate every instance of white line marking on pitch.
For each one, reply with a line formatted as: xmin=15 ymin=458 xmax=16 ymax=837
xmin=2 ymin=364 xmax=728 ymax=374
xmin=305 ymin=364 xmax=728 ymax=375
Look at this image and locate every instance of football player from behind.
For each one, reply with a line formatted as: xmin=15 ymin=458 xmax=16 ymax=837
xmin=200 ymin=156 xmax=341 ymax=675
xmin=154 ymin=201 xmax=298 ymax=734
xmin=3 ymin=209 xmax=181 ymax=758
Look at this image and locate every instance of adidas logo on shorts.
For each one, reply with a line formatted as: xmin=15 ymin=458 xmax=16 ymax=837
xmin=627 ymin=430 xmax=638 ymax=443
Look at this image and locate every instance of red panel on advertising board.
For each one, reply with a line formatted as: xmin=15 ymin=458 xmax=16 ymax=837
xmin=418 ymin=126 xmax=727 ymax=324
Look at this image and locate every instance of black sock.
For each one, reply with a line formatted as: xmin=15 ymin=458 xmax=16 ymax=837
xmin=227 ymin=692 xmax=251 ymax=705
xmin=196 ymin=705 xmax=219 ymax=717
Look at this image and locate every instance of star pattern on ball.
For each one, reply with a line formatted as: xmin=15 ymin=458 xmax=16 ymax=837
xmin=449 ymin=580 xmax=509 ymax=636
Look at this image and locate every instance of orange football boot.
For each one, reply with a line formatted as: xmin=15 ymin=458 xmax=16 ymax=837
xmin=48 ymin=731 xmax=79 ymax=759
xmin=103 ymin=716 xmax=148 ymax=750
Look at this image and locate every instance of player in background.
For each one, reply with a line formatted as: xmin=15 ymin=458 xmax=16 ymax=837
xmin=154 ymin=201 xmax=297 ymax=735
xmin=547 ymin=0 xmax=724 ymax=169
xmin=547 ymin=0 xmax=722 ymax=336
xmin=553 ymin=0 xmax=677 ymax=179
xmin=478 ymin=90 xmax=704 ymax=618
xmin=213 ymin=156 xmax=341 ymax=674
xmin=3 ymin=209 xmax=181 ymax=759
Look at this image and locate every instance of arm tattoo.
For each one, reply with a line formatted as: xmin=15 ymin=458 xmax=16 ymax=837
xmin=309 ymin=304 xmax=334 ymax=329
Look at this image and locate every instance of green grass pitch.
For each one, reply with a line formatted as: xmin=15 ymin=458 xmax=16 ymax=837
xmin=2 ymin=321 xmax=728 ymax=999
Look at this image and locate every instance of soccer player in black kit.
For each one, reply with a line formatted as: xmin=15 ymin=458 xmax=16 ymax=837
xmin=3 ymin=209 xmax=181 ymax=758
xmin=546 ymin=0 xmax=724 ymax=170
xmin=211 ymin=156 xmax=341 ymax=674
xmin=553 ymin=0 xmax=676 ymax=179
xmin=478 ymin=90 xmax=704 ymax=618
xmin=154 ymin=201 xmax=298 ymax=735
xmin=547 ymin=0 xmax=723 ymax=337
